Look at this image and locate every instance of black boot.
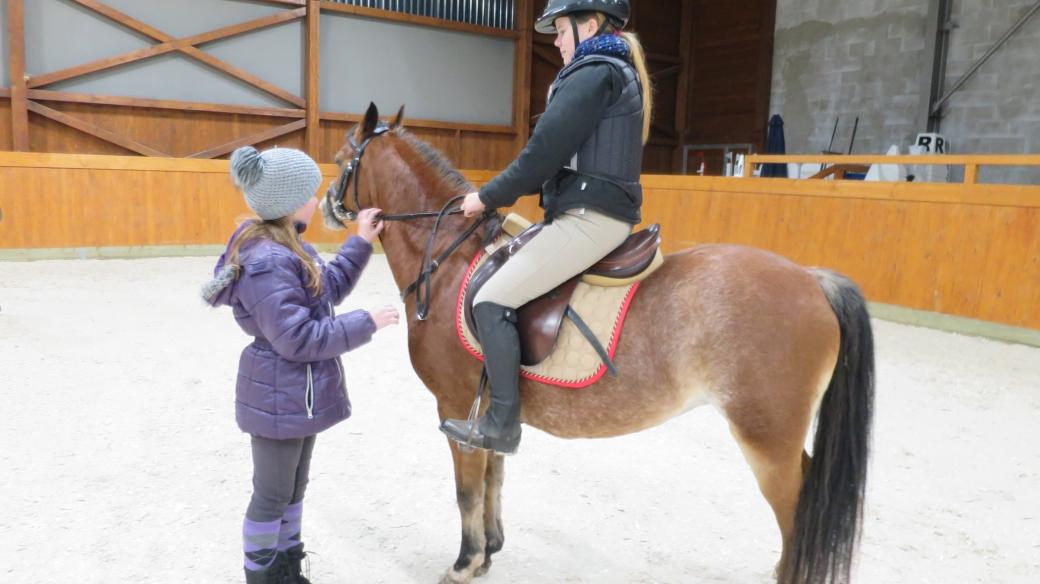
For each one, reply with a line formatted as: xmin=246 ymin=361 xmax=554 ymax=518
xmin=244 ymin=552 xmax=289 ymax=584
xmin=285 ymin=544 xmax=312 ymax=584
xmin=441 ymin=302 xmax=522 ymax=454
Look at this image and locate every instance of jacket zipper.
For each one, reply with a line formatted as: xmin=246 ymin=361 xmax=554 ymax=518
xmin=305 ymin=363 xmax=314 ymax=420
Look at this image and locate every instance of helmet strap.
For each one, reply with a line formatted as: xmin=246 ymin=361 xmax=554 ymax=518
xmin=569 ymin=14 xmax=579 ymax=54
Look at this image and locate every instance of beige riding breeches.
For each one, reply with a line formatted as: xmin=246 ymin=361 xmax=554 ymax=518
xmin=473 ymin=208 xmax=632 ymax=309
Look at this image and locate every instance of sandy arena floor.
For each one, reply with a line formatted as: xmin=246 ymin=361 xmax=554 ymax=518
xmin=1 ymin=255 xmax=1038 ymax=583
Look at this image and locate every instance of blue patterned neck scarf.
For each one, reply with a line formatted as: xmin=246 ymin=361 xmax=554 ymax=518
xmin=572 ymin=33 xmax=631 ymax=63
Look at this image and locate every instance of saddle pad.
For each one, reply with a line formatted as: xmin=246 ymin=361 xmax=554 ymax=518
xmin=455 ymin=248 xmax=640 ymax=389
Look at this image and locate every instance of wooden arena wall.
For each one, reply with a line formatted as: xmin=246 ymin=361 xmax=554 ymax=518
xmin=1 ymin=151 xmax=1037 ymax=330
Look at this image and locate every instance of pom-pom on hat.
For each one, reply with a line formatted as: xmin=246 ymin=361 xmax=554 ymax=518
xmin=230 ymin=146 xmax=322 ymax=220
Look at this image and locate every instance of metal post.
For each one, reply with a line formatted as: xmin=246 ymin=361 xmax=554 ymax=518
xmin=931 ymin=0 xmax=1040 ymax=123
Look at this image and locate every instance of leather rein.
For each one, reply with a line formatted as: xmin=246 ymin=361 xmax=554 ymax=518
xmin=325 ymin=124 xmax=491 ymax=321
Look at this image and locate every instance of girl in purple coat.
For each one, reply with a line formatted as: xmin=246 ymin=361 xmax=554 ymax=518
xmin=203 ymin=146 xmax=398 ymax=583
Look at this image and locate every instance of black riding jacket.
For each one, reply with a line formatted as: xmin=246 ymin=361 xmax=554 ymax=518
xmin=478 ymin=56 xmax=644 ymax=224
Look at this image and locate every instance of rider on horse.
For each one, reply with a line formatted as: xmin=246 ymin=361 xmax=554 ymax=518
xmin=440 ymin=0 xmax=653 ymax=454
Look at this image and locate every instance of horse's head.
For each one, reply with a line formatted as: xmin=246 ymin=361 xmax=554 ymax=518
xmin=321 ymin=102 xmax=405 ymax=230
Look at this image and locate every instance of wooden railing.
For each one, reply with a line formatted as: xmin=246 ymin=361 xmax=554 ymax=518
xmin=1 ymin=152 xmax=1037 ymax=330
xmin=744 ymin=154 xmax=1040 ymax=184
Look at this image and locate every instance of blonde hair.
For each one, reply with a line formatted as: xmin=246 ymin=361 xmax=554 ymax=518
xmin=226 ymin=217 xmax=322 ymax=296
xmin=578 ymin=13 xmax=654 ymax=144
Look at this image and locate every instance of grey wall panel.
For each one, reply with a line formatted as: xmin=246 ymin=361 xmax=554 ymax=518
xmin=320 ymin=13 xmax=513 ymax=125
xmin=203 ymin=21 xmax=305 ymax=99
xmin=25 ymin=0 xmax=153 ymax=76
xmin=1 ymin=0 xmax=9 ymax=86
xmin=49 ymin=53 xmax=286 ymax=107
xmin=98 ymin=0 xmax=284 ymax=39
xmin=13 ymin=0 xmax=513 ymax=125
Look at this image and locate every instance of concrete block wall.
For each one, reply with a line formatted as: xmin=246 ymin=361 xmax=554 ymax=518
xmin=941 ymin=0 xmax=1040 ymax=184
xmin=769 ymin=0 xmax=1040 ymax=184
xmin=769 ymin=0 xmax=931 ymax=156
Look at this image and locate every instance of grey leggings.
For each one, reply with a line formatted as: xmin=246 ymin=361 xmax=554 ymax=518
xmin=246 ymin=434 xmax=315 ymax=523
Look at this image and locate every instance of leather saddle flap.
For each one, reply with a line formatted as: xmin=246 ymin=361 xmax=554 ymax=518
xmin=465 ymin=224 xmax=579 ymax=366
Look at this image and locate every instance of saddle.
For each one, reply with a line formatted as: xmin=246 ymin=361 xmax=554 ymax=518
xmin=465 ymin=214 xmax=663 ymax=367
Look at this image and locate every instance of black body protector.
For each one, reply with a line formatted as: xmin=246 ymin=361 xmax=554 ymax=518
xmin=543 ymin=54 xmax=644 ymax=222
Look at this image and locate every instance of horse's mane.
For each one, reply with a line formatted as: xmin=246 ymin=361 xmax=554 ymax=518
xmin=391 ymin=128 xmax=502 ymax=245
xmin=394 ymin=129 xmax=473 ymax=195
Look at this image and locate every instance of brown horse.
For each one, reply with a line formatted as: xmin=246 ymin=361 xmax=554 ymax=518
xmin=323 ymin=104 xmax=875 ymax=584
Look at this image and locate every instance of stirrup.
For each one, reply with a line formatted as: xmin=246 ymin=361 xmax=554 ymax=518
xmin=440 ymin=371 xmax=521 ymax=455
xmin=448 ymin=370 xmax=488 ymax=454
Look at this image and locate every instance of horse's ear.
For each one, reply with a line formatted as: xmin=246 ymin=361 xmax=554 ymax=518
xmin=391 ymin=105 xmax=406 ymax=129
xmin=361 ymin=102 xmax=379 ymax=136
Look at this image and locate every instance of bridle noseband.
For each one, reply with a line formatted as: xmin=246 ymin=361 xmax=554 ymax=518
xmin=327 ymin=123 xmax=493 ymax=321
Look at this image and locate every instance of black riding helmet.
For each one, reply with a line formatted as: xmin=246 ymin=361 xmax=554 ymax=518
xmin=534 ymin=0 xmax=631 ymax=34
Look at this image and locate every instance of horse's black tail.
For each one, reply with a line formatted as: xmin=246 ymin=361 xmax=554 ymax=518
xmin=784 ymin=269 xmax=875 ymax=584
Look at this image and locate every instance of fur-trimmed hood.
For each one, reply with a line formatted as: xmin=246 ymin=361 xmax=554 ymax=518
xmin=201 ymin=220 xmax=255 ymax=307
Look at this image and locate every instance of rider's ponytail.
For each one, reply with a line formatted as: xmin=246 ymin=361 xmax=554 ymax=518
xmin=578 ymin=12 xmax=654 ymax=144
xmin=620 ymin=31 xmax=653 ymax=144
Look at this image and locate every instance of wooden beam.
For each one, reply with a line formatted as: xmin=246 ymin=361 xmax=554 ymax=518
xmin=753 ymin=0 xmax=778 ymax=154
xmin=745 ymin=154 xmax=1040 ymax=166
xmin=673 ymin=0 xmax=693 ymax=171
xmin=69 ymin=0 xmax=172 ymax=42
xmin=27 ymin=101 xmax=171 ymax=157
xmin=184 ymin=8 xmax=306 ymax=46
xmin=8 ymin=0 xmax=29 ymax=151
xmin=652 ymin=121 xmax=678 ymax=139
xmin=646 ymin=52 xmax=683 ymax=65
xmin=650 ymin=64 xmax=682 ymax=80
xmin=320 ymin=111 xmax=515 ymax=135
xmin=26 ymin=90 xmax=306 ymax=118
xmin=28 ymin=9 xmax=305 ymax=89
xmin=512 ymin=0 xmax=533 ymax=156
xmin=319 ymin=1 xmax=519 ymax=39
xmin=305 ymin=0 xmax=321 ymax=158
xmin=964 ymin=164 xmax=979 ymax=185
xmin=28 ymin=44 xmax=178 ymax=89
xmin=187 ymin=119 xmax=308 ymax=159
xmin=180 ymin=46 xmax=306 ymax=108
xmin=256 ymin=0 xmax=307 ymax=6
xmin=532 ymin=44 xmax=560 ymax=66
xmin=63 ymin=1 xmax=305 ymax=107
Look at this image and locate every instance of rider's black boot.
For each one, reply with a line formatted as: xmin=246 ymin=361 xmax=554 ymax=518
xmin=440 ymin=302 xmax=522 ymax=454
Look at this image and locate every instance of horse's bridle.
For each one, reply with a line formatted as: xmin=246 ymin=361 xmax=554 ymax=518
xmin=326 ymin=121 xmax=391 ymax=223
xmin=327 ymin=123 xmax=493 ymax=320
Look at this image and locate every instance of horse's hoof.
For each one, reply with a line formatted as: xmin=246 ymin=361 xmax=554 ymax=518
xmin=439 ymin=569 xmax=472 ymax=584
xmin=474 ymin=557 xmax=492 ymax=578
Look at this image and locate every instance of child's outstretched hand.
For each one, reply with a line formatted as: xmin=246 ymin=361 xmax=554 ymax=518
xmin=370 ymin=305 xmax=400 ymax=330
xmin=356 ymin=208 xmax=385 ymax=243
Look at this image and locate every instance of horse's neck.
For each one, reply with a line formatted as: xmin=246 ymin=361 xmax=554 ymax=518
xmin=380 ymin=213 xmax=481 ymax=288
xmin=374 ymin=168 xmax=482 ymax=303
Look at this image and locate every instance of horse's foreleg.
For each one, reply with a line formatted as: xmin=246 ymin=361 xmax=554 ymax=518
xmin=475 ymin=453 xmax=505 ymax=577
xmin=441 ymin=441 xmax=489 ymax=584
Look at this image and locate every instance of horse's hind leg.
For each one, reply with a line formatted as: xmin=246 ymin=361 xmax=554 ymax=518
xmin=727 ymin=414 xmax=813 ymax=579
xmin=442 ymin=441 xmax=490 ymax=584
xmin=475 ymin=453 xmax=505 ymax=577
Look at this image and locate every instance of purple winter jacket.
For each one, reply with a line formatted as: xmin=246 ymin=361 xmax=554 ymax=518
xmin=203 ymin=222 xmax=377 ymax=439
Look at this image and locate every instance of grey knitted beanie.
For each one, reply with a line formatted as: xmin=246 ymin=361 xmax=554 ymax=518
xmin=230 ymin=146 xmax=322 ymax=220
